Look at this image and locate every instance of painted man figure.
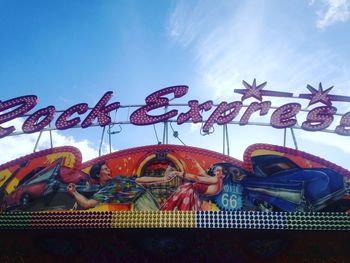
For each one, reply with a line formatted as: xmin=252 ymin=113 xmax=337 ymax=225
xmin=67 ymin=161 xmax=175 ymax=210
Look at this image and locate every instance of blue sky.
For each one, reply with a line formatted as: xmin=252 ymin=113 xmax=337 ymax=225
xmin=1 ymin=0 xmax=350 ymax=170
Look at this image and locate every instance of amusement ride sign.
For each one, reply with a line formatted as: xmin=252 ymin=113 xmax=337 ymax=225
xmin=0 ymin=79 xmax=349 ymax=231
xmin=1 ymin=79 xmax=350 ymax=138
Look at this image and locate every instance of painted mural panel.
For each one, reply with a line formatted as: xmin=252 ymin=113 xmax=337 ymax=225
xmin=0 ymin=144 xmax=349 ymax=213
xmin=0 ymin=146 xmax=83 ymax=211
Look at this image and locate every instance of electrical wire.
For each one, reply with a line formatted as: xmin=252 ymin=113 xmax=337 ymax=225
xmin=107 ymin=124 xmax=122 ymax=135
xmin=169 ymin=122 xmax=186 ymax=145
xmin=200 ymin=123 xmax=215 ymax=135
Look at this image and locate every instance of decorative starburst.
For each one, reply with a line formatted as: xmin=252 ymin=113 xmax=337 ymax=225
xmin=299 ymin=83 xmax=333 ymax=107
xmin=234 ymin=79 xmax=293 ymax=101
xmin=234 ymin=79 xmax=266 ymax=101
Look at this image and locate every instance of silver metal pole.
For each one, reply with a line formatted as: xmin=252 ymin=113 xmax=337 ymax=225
xmin=290 ymin=128 xmax=298 ymax=150
xmin=49 ymin=123 xmax=53 ymax=148
xmin=99 ymin=126 xmax=106 ymax=156
xmin=33 ymin=130 xmax=43 ymax=152
xmin=223 ymin=125 xmax=225 ymax=155
xmin=225 ymin=124 xmax=230 ymax=156
xmin=163 ymin=106 xmax=168 ymax=144
xmin=108 ymin=125 xmax=112 ymax=153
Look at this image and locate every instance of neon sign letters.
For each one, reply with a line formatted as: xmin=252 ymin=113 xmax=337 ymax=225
xmin=1 ymin=80 xmax=350 ymax=138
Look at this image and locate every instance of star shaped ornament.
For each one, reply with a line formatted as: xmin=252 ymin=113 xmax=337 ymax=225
xmin=235 ymin=79 xmax=267 ymax=101
xmin=300 ymin=83 xmax=333 ymax=107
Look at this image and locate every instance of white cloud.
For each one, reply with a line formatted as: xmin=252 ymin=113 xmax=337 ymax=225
xmin=0 ymin=118 xmax=108 ymax=165
xmin=168 ymin=0 xmax=221 ymax=48
xmin=301 ymin=130 xmax=350 ymax=154
xmin=190 ymin=122 xmax=202 ymax=132
xmin=309 ymin=0 xmax=316 ymax=5
xmin=167 ymin=1 xmax=350 ymax=170
xmin=314 ymin=0 xmax=350 ymax=28
xmin=297 ymin=130 xmax=350 ymax=170
xmin=168 ymin=1 xmax=347 ymax=101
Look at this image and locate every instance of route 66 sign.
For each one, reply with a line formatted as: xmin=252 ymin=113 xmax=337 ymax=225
xmin=215 ymin=183 xmax=244 ymax=211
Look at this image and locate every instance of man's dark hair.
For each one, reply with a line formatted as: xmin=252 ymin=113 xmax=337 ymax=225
xmin=89 ymin=161 xmax=106 ymax=180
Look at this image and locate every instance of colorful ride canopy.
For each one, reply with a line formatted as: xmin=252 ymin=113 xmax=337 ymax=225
xmin=0 ymin=144 xmax=348 ymax=213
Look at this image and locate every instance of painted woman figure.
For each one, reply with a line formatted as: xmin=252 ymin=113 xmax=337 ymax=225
xmin=161 ymin=158 xmax=227 ymax=211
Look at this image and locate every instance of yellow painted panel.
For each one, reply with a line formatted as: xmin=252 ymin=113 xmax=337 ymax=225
xmin=0 ymin=169 xmax=12 ymax=187
xmin=5 ymin=178 xmax=19 ymax=193
xmin=251 ymin=149 xmax=283 ymax=157
xmin=47 ymin=153 xmax=76 ymax=168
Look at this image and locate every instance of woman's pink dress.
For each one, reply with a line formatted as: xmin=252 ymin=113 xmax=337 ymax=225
xmin=161 ymin=182 xmax=209 ymax=211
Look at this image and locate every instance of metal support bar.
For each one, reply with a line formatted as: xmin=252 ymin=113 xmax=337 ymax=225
xmin=223 ymin=125 xmax=225 ymax=155
xmin=153 ymin=124 xmax=160 ymax=144
xmin=225 ymin=124 xmax=230 ymax=156
xmin=163 ymin=106 xmax=168 ymax=144
xmin=290 ymin=128 xmax=298 ymax=150
xmin=222 ymin=124 xmax=230 ymax=156
xmin=49 ymin=123 xmax=53 ymax=148
xmin=163 ymin=122 xmax=168 ymax=144
xmin=283 ymin=128 xmax=287 ymax=147
xmin=99 ymin=126 xmax=106 ymax=157
xmin=33 ymin=130 xmax=43 ymax=152
xmin=108 ymin=125 xmax=112 ymax=154
xmin=5 ymin=119 xmax=341 ymax=137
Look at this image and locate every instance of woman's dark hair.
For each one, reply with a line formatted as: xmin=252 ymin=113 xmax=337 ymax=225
xmin=89 ymin=161 xmax=106 ymax=180
xmin=225 ymin=165 xmax=247 ymax=183
xmin=207 ymin=162 xmax=229 ymax=177
xmin=207 ymin=162 xmax=247 ymax=183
